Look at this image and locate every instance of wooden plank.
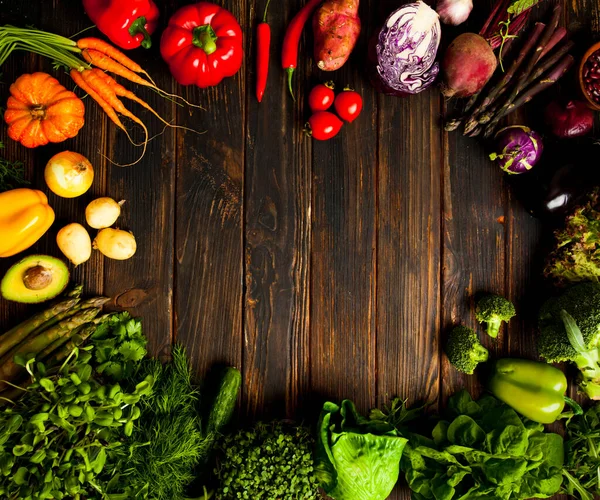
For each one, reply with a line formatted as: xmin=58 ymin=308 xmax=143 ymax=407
xmin=309 ymin=4 xmax=377 ymax=416
xmin=101 ymin=41 xmax=177 ymax=358
xmin=373 ymin=5 xmax=442 ymax=500
xmin=173 ymin=1 xmax=245 ymax=378
xmin=441 ymin=2 xmax=508 ymax=400
xmin=243 ymin=0 xmax=312 ymax=420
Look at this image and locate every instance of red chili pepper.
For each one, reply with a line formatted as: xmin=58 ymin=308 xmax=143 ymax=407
xmin=82 ymin=0 xmax=159 ymax=50
xmin=160 ymin=2 xmax=243 ymax=88
xmin=256 ymin=0 xmax=272 ymax=103
xmin=281 ymin=0 xmax=323 ymax=99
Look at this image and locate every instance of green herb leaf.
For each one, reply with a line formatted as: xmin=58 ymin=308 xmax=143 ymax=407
xmin=507 ymin=0 xmax=540 ymax=16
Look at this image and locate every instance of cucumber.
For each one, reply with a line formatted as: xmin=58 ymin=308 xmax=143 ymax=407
xmin=206 ymin=367 xmax=241 ymax=436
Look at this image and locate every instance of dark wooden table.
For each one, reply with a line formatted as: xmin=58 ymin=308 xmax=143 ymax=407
xmin=1 ymin=1 xmax=598 ymax=498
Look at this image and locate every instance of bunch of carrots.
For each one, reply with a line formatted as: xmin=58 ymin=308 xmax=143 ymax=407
xmin=0 ymin=26 xmax=196 ymax=165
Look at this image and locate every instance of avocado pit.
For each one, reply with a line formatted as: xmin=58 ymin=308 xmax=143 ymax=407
xmin=23 ymin=265 xmax=53 ymax=290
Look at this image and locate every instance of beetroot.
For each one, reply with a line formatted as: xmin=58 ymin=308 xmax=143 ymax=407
xmin=441 ymin=33 xmax=497 ymax=98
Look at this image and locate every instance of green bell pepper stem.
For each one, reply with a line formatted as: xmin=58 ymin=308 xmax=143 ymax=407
xmin=487 ymin=358 xmax=568 ymax=424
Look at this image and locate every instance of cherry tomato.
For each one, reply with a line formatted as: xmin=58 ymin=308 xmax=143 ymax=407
xmin=334 ymin=88 xmax=363 ymax=123
xmin=308 ymin=82 xmax=335 ymax=112
xmin=305 ymin=111 xmax=343 ymax=141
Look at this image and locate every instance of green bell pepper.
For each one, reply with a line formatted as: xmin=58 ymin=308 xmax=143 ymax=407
xmin=488 ymin=358 xmax=575 ymax=424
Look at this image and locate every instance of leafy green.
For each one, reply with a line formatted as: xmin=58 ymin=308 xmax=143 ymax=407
xmin=563 ymin=404 xmax=600 ymax=499
xmin=544 ymin=188 xmax=600 ymax=287
xmin=0 ymin=334 xmax=152 ymax=498
xmin=101 ymin=345 xmax=208 ymax=500
xmin=216 ymin=421 xmax=319 ymax=499
xmin=371 ymin=391 xmax=564 ymax=500
xmin=0 ymin=143 xmax=28 ymax=192
xmin=507 ymin=0 xmax=542 ymax=16
xmin=92 ymin=312 xmax=147 ymax=380
xmin=315 ymin=399 xmax=408 ymax=500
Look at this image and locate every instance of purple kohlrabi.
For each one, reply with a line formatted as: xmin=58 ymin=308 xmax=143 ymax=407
xmin=489 ymin=126 xmax=544 ymax=174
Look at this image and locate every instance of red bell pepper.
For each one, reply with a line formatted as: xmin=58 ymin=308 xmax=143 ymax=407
xmin=82 ymin=0 xmax=159 ymax=50
xmin=160 ymin=2 xmax=243 ymax=88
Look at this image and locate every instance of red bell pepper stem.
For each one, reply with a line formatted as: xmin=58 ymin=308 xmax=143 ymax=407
xmin=281 ymin=0 xmax=323 ymax=100
xmin=129 ymin=17 xmax=152 ymax=49
xmin=256 ymin=0 xmax=272 ymax=103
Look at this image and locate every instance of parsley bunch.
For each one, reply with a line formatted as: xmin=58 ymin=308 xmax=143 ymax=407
xmin=91 ymin=312 xmax=147 ymax=380
xmin=215 ymin=422 xmax=320 ymax=499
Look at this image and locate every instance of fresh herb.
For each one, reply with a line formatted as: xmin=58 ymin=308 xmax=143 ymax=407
xmin=92 ymin=312 xmax=147 ymax=381
xmin=216 ymin=421 xmax=320 ymax=499
xmin=563 ymin=404 xmax=600 ymax=500
xmin=372 ymin=390 xmax=565 ymax=500
xmin=507 ymin=0 xmax=539 ymax=15
xmin=0 ymin=330 xmax=153 ymax=498
xmin=315 ymin=399 xmax=408 ymax=500
xmin=103 ymin=347 xmax=241 ymax=500
xmin=0 ymin=143 xmax=28 ymax=192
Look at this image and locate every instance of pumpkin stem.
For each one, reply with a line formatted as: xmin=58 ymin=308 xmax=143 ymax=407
xmin=30 ymin=105 xmax=46 ymax=119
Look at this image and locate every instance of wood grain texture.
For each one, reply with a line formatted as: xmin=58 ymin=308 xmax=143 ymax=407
xmin=309 ymin=3 xmax=377 ymax=416
xmin=173 ymin=0 xmax=245 ymax=378
xmin=0 ymin=2 xmax=597 ymax=500
xmin=243 ymin=0 xmax=312 ymax=420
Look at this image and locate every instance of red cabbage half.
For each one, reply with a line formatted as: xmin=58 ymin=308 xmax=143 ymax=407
xmin=370 ymin=1 xmax=441 ymax=96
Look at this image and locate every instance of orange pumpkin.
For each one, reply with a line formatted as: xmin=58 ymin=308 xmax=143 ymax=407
xmin=4 ymin=72 xmax=85 ymax=148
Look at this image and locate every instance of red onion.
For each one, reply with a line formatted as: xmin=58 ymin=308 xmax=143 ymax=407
xmin=545 ymin=100 xmax=595 ymax=138
xmin=489 ymin=126 xmax=543 ymax=174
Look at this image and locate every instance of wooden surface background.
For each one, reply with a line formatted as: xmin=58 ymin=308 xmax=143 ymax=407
xmin=1 ymin=0 xmax=599 ymax=498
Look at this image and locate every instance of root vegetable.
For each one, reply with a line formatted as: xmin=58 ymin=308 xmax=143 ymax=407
xmin=313 ymin=0 xmax=361 ymax=71
xmin=57 ymin=223 xmax=92 ymax=266
xmin=44 ymin=151 xmax=94 ymax=198
xmin=441 ymin=33 xmax=497 ymax=98
xmin=94 ymin=228 xmax=136 ymax=260
xmin=86 ymin=197 xmax=124 ymax=229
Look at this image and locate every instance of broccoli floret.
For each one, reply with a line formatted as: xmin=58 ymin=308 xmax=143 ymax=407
xmin=475 ymin=294 xmax=516 ymax=338
xmin=538 ymin=282 xmax=600 ymax=400
xmin=445 ymin=326 xmax=489 ymax=375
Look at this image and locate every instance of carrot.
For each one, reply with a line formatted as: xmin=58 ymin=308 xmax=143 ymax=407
xmin=91 ymin=69 xmax=205 ymax=135
xmin=77 ymin=37 xmax=156 ymax=85
xmin=80 ymin=69 xmax=148 ymax=167
xmin=69 ymin=69 xmax=138 ymax=146
xmin=81 ymin=48 xmax=202 ymax=109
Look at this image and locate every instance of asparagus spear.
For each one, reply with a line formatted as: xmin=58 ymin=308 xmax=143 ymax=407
xmin=463 ymin=22 xmax=546 ymax=135
xmin=65 ymin=284 xmax=84 ymax=298
xmin=539 ymin=27 xmax=566 ymax=60
xmin=522 ymin=39 xmax=575 ymax=91
xmin=0 ymin=307 xmax=101 ymax=391
xmin=24 ymin=296 xmax=110 ymax=344
xmin=0 ymin=297 xmax=80 ymax=359
xmin=48 ymin=323 xmax=98 ymax=366
xmin=37 ymin=323 xmax=88 ymax=362
xmin=484 ymin=54 xmax=575 ymax=137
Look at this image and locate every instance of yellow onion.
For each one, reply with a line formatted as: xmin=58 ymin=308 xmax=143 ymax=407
xmin=44 ymin=151 xmax=94 ymax=198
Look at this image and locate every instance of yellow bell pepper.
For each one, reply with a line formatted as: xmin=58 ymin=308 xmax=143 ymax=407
xmin=0 ymin=188 xmax=55 ymax=257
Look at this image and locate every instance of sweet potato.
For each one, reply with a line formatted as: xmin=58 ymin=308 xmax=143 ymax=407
xmin=313 ymin=0 xmax=361 ymax=71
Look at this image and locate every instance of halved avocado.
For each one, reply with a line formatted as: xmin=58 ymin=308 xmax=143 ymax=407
xmin=1 ymin=255 xmax=69 ymax=304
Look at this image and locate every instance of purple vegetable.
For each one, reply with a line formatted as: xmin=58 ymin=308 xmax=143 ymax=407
xmin=368 ymin=1 xmax=441 ymax=96
xmin=489 ymin=126 xmax=543 ymax=174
